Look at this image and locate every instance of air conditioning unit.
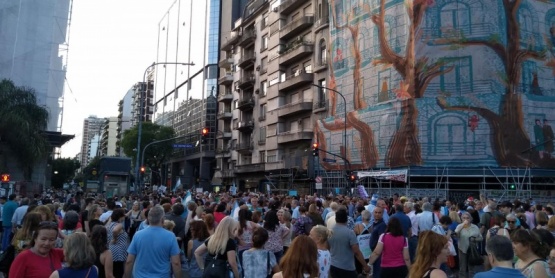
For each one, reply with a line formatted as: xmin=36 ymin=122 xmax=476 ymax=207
xmin=255 ymin=89 xmax=260 ymax=94
xmin=256 ymin=65 xmax=261 ymax=71
xmin=272 ymin=7 xmax=278 ymax=12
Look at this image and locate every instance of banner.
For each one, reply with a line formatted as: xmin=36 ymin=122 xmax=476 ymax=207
xmin=357 ymin=169 xmax=408 ymax=183
xmin=357 ymin=234 xmax=372 ymax=259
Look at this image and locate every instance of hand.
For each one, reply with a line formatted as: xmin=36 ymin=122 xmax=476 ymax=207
xmin=363 ymin=264 xmax=371 ymax=274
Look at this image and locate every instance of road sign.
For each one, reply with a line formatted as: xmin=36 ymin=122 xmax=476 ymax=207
xmin=315 ymin=176 xmax=322 ymax=183
xmin=173 ymin=144 xmax=194 ymax=148
xmin=322 ymin=158 xmax=336 ymax=163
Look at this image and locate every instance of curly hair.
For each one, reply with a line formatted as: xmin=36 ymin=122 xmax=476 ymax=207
xmin=279 ymin=235 xmax=319 ymax=278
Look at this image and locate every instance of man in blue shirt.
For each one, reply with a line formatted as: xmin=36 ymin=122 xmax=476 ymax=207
xmin=125 ymin=205 xmax=181 ymax=278
xmin=390 ymin=203 xmax=411 ymax=237
xmin=370 ymin=207 xmax=387 ymax=278
xmin=2 ymin=194 xmax=17 ymax=251
xmin=474 ymin=235 xmax=525 ymax=278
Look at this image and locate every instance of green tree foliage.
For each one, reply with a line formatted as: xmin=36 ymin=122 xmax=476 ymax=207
xmin=51 ymin=158 xmax=80 ymax=189
xmin=0 ymin=79 xmax=50 ymax=178
xmin=120 ymin=122 xmax=175 ymax=170
xmin=74 ymin=156 xmax=101 ymax=182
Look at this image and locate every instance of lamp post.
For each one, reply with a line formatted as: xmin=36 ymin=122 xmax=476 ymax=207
xmin=311 ymin=84 xmax=348 ymax=171
xmin=135 ymin=61 xmax=195 ymax=192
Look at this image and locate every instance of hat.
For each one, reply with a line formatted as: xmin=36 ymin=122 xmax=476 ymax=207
xmin=467 ymin=197 xmax=474 ymax=202
xmin=467 ymin=206 xmax=474 ymax=210
xmin=499 ymin=201 xmax=513 ymax=208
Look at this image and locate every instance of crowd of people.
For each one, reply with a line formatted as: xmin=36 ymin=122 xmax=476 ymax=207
xmin=0 ymin=189 xmax=554 ymax=278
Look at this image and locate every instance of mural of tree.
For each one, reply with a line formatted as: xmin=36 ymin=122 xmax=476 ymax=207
xmin=370 ymin=0 xmax=455 ymax=167
xmin=315 ymin=0 xmax=379 ymax=170
xmin=435 ymin=0 xmax=546 ymax=167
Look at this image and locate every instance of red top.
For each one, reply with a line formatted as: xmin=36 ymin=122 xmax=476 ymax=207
xmin=9 ymin=248 xmax=64 ymax=278
xmin=214 ymin=212 xmax=226 ymax=223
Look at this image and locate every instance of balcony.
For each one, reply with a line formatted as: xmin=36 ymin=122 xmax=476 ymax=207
xmin=258 ymin=114 xmax=266 ymax=121
xmin=238 ymin=52 xmax=256 ymax=69
xmin=218 ymin=72 xmax=234 ymax=85
xmin=218 ymin=92 xmax=233 ymax=102
xmin=238 ymin=30 xmax=256 ymax=48
xmin=217 ymin=110 xmax=232 ymax=120
xmin=235 ymin=142 xmax=254 ymax=154
xmin=235 ymin=162 xmax=265 ymax=173
xmin=237 ymin=97 xmax=255 ymax=111
xmin=215 ymin=149 xmax=232 ymax=158
xmin=221 ymin=31 xmax=240 ymax=51
xmin=313 ymin=100 xmax=327 ymax=112
xmin=278 ymin=71 xmax=314 ymax=91
xmin=266 ymin=161 xmax=285 ymax=171
xmin=216 ymin=129 xmax=232 ymax=139
xmin=238 ymin=75 xmax=255 ymax=90
xmin=234 ymin=120 xmax=254 ymax=132
xmin=279 ymin=16 xmax=314 ymax=40
xmin=277 ymin=99 xmax=313 ymax=117
xmin=243 ymin=0 xmax=269 ymax=21
xmin=222 ymin=170 xmax=235 ymax=178
xmin=279 ymin=42 xmax=314 ymax=66
xmin=218 ymin=56 xmax=234 ymax=68
xmin=277 ymin=130 xmax=313 ymax=144
xmin=280 ymin=0 xmax=306 ymax=15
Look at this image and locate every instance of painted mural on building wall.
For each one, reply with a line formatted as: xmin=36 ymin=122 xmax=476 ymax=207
xmin=315 ymin=0 xmax=555 ymax=170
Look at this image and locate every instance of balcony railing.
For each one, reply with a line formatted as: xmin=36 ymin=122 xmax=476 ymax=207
xmin=277 ymin=130 xmax=313 ymax=144
xmin=238 ymin=75 xmax=255 ymax=89
xmin=238 ymin=52 xmax=256 ymax=69
xmin=238 ymin=29 xmax=256 ymax=48
xmin=279 ymin=15 xmax=314 ymax=40
xmin=218 ymin=72 xmax=234 ymax=85
xmin=237 ymin=97 xmax=255 ymax=111
xmin=218 ymin=92 xmax=233 ymax=102
xmin=277 ymin=99 xmax=313 ymax=117
xmin=280 ymin=0 xmax=306 ymax=15
xmin=222 ymin=170 xmax=235 ymax=178
xmin=217 ymin=110 xmax=232 ymax=119
xmin=235 ymin=142 xmax=254 ymax=154
xmin=221 ymin=31 xmax=240 ymax=51
xmin=234 ymin=120 xmax=254 ymax=132
xmin=279 ymin=42 xmax=314 ymax=66
xmin=278 ymin=70 xmax=314 ymax=91
xmin=235 ymin=162 xmax=265 ymax=173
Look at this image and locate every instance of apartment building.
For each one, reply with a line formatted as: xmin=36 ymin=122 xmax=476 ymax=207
xmin=80 ymin=116 xmax=105 ymax=168
xmin=99 ymin=117 xmax=119 ymax=157
xmin=218 ymin=0 xmax=330 ymax=192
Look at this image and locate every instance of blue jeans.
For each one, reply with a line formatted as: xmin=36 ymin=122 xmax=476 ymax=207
xmin=409 ymin=236 xmax=418 ymax=263
xmin=2 ymin=227 xmax=11 ymax=251
xmin=372 ymin=256 xmax=381 ymax=278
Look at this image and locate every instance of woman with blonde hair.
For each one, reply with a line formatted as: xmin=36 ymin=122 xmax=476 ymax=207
xmin=87 ymin=204 xmax=104 ymax=233
xmin=35 ymin=206 xmax=57 ymax=222
xmin=194 ymin=216 xmax=240 ymax=278
xmin=12 ymin=212 xmax=42 ymax=254
xmin=408 ymin=231 xmax=449 ymax=278
xmin=309 ymin=225 xmax=332 ymax=278
xmin=273 ymin=235 xmax=319 ymax=278
xmin=49 ymin=232 xmax=98 ymax=278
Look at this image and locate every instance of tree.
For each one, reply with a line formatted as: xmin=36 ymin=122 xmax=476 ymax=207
xmin=315 ymin=0 xmax=379 ymax=171
xmin=74 ymin=156 xmax=101 ymax=182
xmin=51 ymin=158 xmax=80 ymax=189
xmin=369 ymin=0 xmax=456 ymax=167
xmin=436 ymin=0 xmax=546 ymax=167
xmin=120 ymin=122 xmax=175 ymax=170
xmin=0 ymin=79 xmax=50 ymax=178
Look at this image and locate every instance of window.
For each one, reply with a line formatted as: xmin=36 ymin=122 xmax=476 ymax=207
xmin=233 ymin=100 xmax=238 ymax=109
xmin=260 ymin=104 xmax=267 ymax=116
xmin=319 ymin=40 xmax=327 ymax=66
xmin=260 ymin=57 xmax=267 ymax=73
xmin=261 ymin=14 xmax=267 ymax=29
xmin=260 ymin=80 xmax=267 ymax=96
xmin=259 ymin=151 xmax=266 ymax=162
xmin=261 ymin=35 xmax=268 ymax=50
xmin=303 ymin=61 xmax=312 ymax=73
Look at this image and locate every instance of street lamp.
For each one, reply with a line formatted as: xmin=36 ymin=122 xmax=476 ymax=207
xmin=311 ymin=83 xmax=348 ymax=171
xmin=135 ymin=61 xmax=195 ymax=192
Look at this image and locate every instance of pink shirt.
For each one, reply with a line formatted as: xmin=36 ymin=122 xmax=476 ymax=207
xmin=378 ymin=233 xmax=408 ymax=267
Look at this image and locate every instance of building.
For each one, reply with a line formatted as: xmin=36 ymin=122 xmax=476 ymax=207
xmin=152 ymin=0 xmax=220 ymax=190
xmin=319 ymin=0 xmax=555 ymax=202
xmin=80 ymin=116 xmax=105 ymax=168
xmin=130 ymin=80 xmax=154 ymax=128
xmin=217 ymin=0 xmax=331 ymax=192
xmin=0 ymin=0 xmax=72 ymax=132
xmin=116 ymin=88 xmax=135 ymax=156
xmin=99 ymin=117 xmax=119 ymax=157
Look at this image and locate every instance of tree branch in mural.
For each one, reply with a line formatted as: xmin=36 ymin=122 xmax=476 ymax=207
xmin=371 ymin=0 xmax=454 ymax=167
xmin=435 ymin=0 xmax=548 ymax=166
xmin=313 ymin=0 xmax=378 ymax=170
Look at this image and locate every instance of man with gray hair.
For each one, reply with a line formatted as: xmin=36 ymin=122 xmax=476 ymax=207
xmin=125 ymin=205 xmax=181 ymax=278
xmin=11 ymin=197 xmax=29 ymax=229
xmin=474 ymin=236 xmax=525 ymax=277
xmin=416 ymin=202 xmax=438 ymax=233
xmin=404 ymin=202 xmax=418 ymax=262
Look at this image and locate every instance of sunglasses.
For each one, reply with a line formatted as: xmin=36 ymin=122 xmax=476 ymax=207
xmin=507 ymin=221 xmax=516 ymax=224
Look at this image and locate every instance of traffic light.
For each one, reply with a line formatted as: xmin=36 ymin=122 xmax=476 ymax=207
xmin=140 ymin=166 xmax=146 ymax=174
xmin=201 ymin=127 xmax=209 ymax=144
xmin=312 ymin=143 xmax=319 ymax=157
xmin=349 ymin=173 xmax=357 ymax=182
xmin=0 ymin=174 xmax=9 ymax=183
xmin=509 ymin=184 xmax=516 ymax=190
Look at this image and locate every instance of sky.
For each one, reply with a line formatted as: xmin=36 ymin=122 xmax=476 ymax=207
xmin=60 ymin=0 xmax=176 ymax=158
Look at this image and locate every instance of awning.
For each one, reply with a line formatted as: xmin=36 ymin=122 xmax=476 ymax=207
xmin=356 ymin=169 xmax=408 ymax=183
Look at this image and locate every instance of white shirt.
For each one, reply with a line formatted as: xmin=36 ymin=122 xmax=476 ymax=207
xmin=99 ymin=210 xmax=113 ymax=223
xmin=407 ymin=210 xmax=418 ymax=237
xmin=12 ymin=205 xmax=28 ymax=226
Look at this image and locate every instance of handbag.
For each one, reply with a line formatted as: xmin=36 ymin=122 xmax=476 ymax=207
xmin=203 ymin=254 xmax=228 ymax=278
xmin=467 ymin=237 xmax=483 ymax=265
xmin=446 ymin=255 xmax=456 ymax=268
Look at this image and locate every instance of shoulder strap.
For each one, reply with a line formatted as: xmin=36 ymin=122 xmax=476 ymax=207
xmin=521 ymin=258 xmax=545 ymax=271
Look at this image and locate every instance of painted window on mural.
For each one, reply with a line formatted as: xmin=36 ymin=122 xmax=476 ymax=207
xmin=373 ymin=16 xmax=396 ymax=56
xmin=439 ymin=56 xmax=473 ymax=96
xmin=440 ymin=2 xmax=471 ymax=37
xmin=433 ymin=116 xmax=467 ymax=156
xmin=377 ymin=68 xmax=393 ymax=103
